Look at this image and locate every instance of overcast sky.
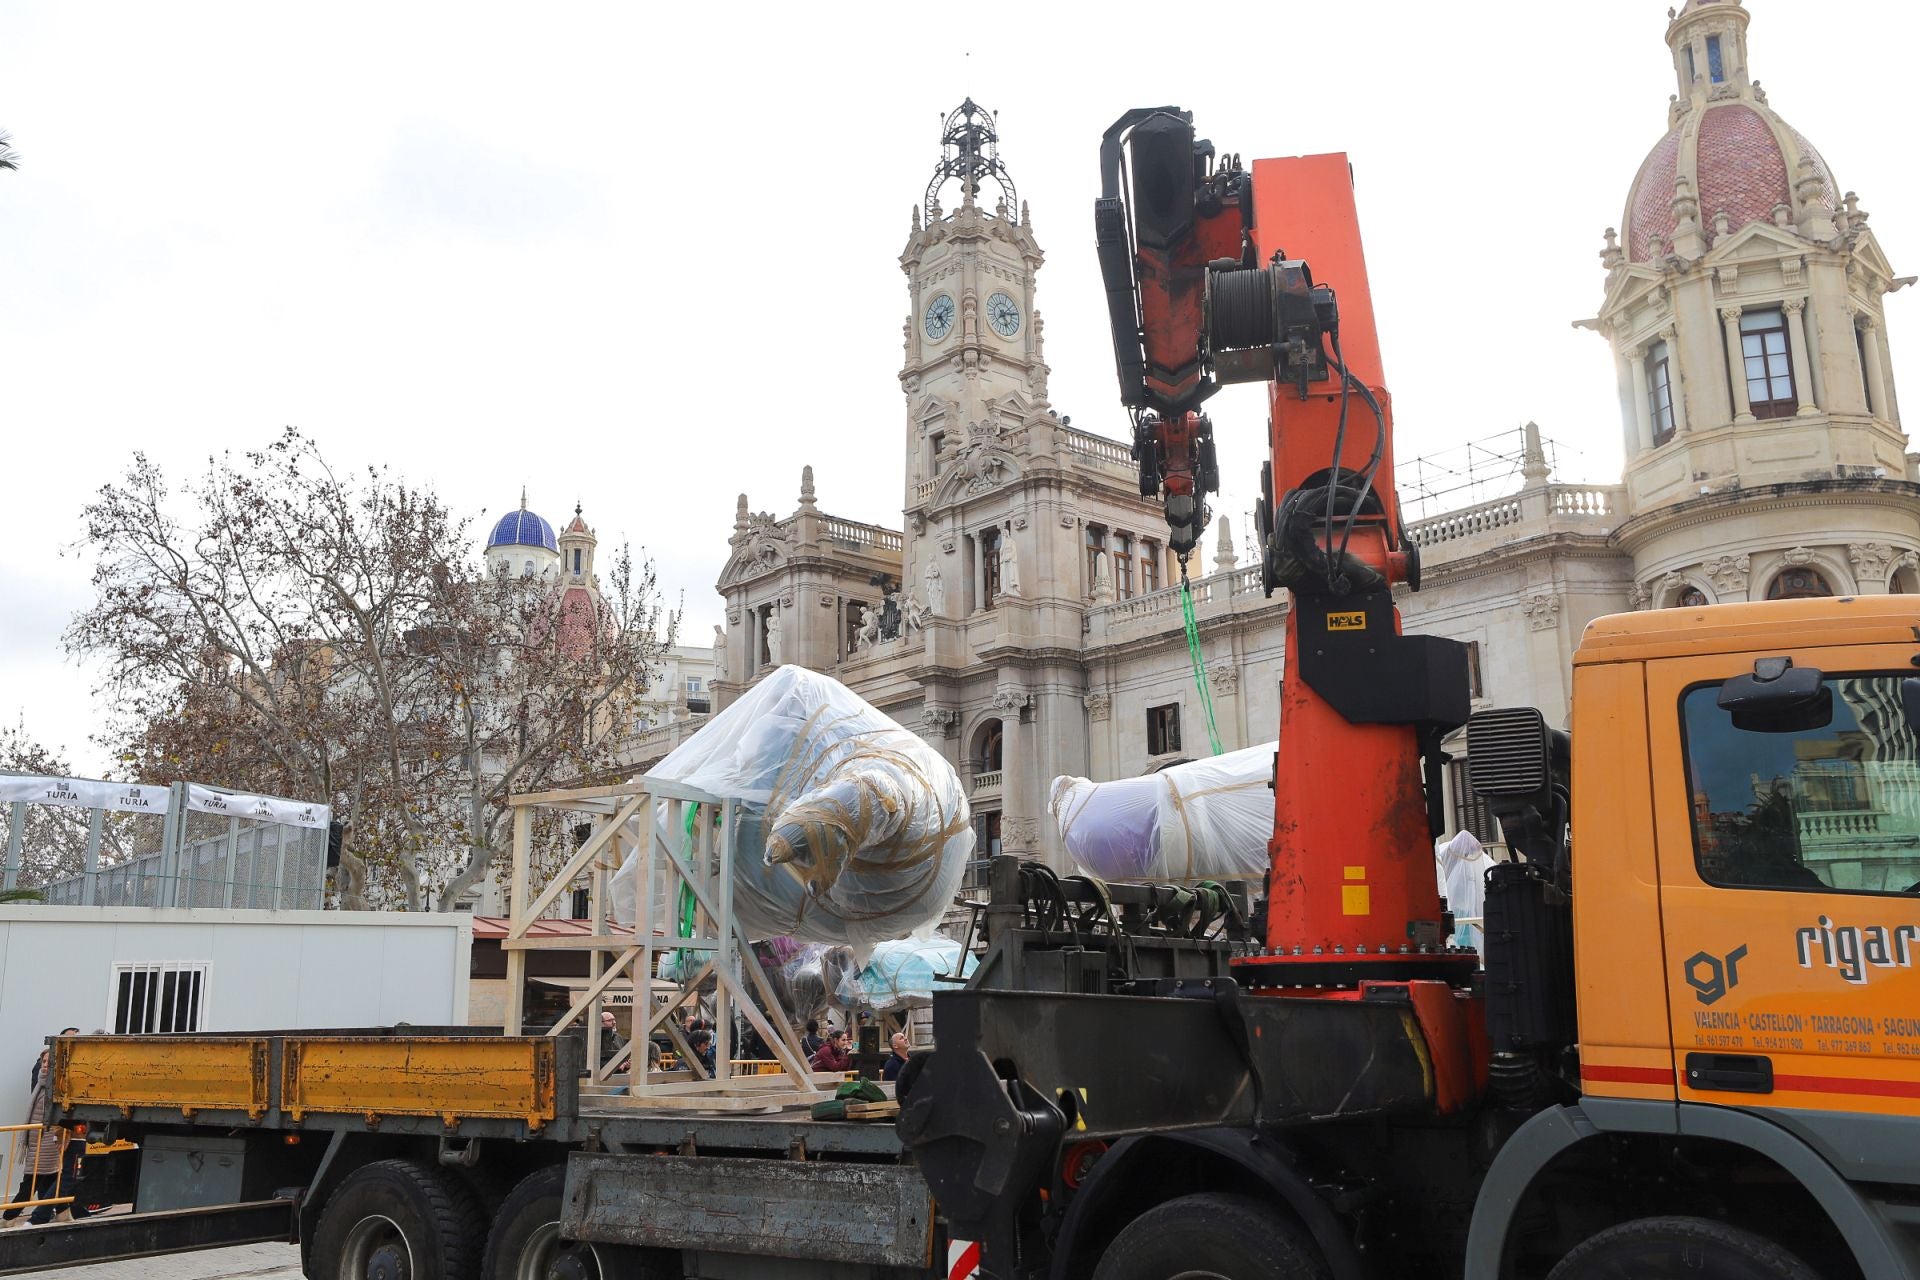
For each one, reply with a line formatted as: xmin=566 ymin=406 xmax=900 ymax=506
xmin=4 ymin=0 xmax=1917 ymax=775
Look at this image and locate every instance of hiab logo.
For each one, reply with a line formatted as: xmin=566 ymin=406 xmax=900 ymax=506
xmin=1796 ymin=915 xmax=1918 ymax=985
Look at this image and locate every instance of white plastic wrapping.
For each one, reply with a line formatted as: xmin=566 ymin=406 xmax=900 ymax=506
xmin=1049 ymin=743 xmax=1277 ymax=882
xmin=1435 ymin=830 xmax=1488 ymax=949
xmin=835 ymin=937 xmax=977 ymax=1012
xmin=760 ymin=938 xmax=859 ymax=1026
xmin=612 ymin=665 xmax=973 ymax=950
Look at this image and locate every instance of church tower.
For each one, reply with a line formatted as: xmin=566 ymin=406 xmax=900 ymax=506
xmin=1590 ymin=0 xmax=1918 ymax=605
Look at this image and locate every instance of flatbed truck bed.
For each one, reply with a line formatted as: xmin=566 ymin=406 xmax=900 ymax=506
xmin=24 ymin=1027 xmax=935 ymax=1280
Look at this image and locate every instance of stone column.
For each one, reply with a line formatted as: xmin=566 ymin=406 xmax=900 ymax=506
xmin=1782 ymin=299 xmax=1818 ymax=415
xmin=1627 ymin=346 xmax=1655 ymax=451
xmin=1659 ymin=326 xmax=1688 ymax=434
xmin=1860 ymin=315 xmax=1891 ymax=420
xmin=1722 ymin=307 xmax=1754 ymax=420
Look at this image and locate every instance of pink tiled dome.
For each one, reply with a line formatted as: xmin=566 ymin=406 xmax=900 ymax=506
xmin=1624 ymin=100 xmax=1837 ymax=262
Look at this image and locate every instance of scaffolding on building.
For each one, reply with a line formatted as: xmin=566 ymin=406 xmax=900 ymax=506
xmin=1395 ymin=424 xmax=1579 ymax=524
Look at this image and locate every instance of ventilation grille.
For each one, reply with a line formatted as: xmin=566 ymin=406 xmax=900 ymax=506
xmin=1466 ymin=707 xmax=1551 ymax=798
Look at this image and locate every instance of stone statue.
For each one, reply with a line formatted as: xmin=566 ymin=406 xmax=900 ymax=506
xmin=922 ymin=560 xmax=943 ymax=618
xmin=766 ymin=610 xmax=783 ymax=667
xmin=855 ymin=605 xmax=881 ymax=653
xmin=711 ymin=623 xmax=727 ymax=681
xmin=902 ymin=592 xmax=928 ymax=636
xmin=998 ymin=524 xmax=1023 ymax=598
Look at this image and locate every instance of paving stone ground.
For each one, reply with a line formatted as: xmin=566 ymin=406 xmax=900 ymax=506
xmin=22 ymin=1240 xmax=301 ymax=1279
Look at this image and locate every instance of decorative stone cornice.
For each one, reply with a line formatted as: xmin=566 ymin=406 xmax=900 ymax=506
xmin=1610 ymin=479 xmax=1920 ymax=553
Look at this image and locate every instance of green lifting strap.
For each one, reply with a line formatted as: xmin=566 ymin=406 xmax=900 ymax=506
xmin=672 ymin=804 xmax=700 ymax=981
xmin=1179 ymin=573 xmax=1225 ymax=757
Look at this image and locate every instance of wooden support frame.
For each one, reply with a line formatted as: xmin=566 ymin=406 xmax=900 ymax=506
xmin=503 ymin=777 xmax=832 ymax=1111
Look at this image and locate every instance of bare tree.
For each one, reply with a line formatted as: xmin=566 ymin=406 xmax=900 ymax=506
xmin=69 ymin=429 xmax=672 ymax=910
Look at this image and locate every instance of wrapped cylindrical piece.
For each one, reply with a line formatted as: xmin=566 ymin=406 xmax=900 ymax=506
xmin=835 ymin=937 xmax=978 ymax=1012
xmin=1049 ymin=742 xmax=1277 ymax=882
xmin=612 ymin=665 xmax=973 ymax=950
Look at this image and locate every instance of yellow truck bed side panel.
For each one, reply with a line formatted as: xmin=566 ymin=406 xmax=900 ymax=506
xmin=55 ymin=1037 xmax=270 ymax=1118
xmin=283 ymin=1037 xmax=556 ymax=1128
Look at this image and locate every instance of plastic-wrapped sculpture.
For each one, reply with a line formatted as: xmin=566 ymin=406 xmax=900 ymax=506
xmin=836 ymin=937 xmax=978 ymax=1012
xmin=1048 ymin=743 xmax=1277 ymax=882
xmin=613 ymin=666 xmax=973 ymax=951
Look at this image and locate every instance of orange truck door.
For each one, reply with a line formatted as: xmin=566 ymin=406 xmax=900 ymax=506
xmin=1647 ymin=646 xmax=1920 ymax=1116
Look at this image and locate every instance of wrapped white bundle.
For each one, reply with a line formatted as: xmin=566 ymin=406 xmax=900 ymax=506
xmin=835 ymin=937 xmax=977 ymax=1012
xmin=613 ymin=666 xmax=973 ymax=950
xmin=1049 ymin=743 xmax=1276 ymax=882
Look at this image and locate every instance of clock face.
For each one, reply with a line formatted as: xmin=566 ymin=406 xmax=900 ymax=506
xmin=987 ymin=291 xmax=1021 ymax=338
xmin=924 ymin=293 xmax=956 ymax=341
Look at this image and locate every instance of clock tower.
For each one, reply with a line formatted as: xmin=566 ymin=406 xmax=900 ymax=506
xmin=899 ymin=100 xmax=1051 ymax=522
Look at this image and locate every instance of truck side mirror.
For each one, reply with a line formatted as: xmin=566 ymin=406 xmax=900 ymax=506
xmin=1717 ymin=658 xmax=1830 ymax=733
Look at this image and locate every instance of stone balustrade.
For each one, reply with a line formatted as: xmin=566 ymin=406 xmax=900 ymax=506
xmin=1799 ymin=809 xmax=1886 ymax=841
xmin=821 ymin=515 xmax=905 ymax=552
xmin=973 ymin=770 xmax=1003 ymax=793
xmin=1060 ymin=426 xmax=1135 ymax=470
xmin=1405 ymin=496 xmax=1525 ymax=548
xmin=1548 ymin=485 xmax=1618 ymax=517
xmin=1086 ymin=565 xmax=1274 ymax=642
xmin=1403 ymin=483 xmax=1625 ymax=552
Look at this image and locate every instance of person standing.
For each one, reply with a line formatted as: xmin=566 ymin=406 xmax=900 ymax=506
xmin=881 ymin=1032 xmax=911 ymax=1082
xmin=3 ymin=1053 xmax=86 ymax=1226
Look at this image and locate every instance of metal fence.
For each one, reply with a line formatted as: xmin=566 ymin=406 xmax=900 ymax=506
xmin=2 ymin=775 xmax=330 ymax=911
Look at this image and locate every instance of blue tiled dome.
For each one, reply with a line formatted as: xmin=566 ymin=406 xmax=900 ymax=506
xmin=487 ymin=507 xmax=558 ymax=553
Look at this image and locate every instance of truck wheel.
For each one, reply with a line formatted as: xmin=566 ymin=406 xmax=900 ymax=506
xmin=481 ymin=1164 xmax=679 ymax=1280
xmin=311 ymin=1158 xmax=486 ymax=1280
xmin=1091 ymin=1192 xmax=1330 ymax=1280
xmin=1547 ymin=1216 xmax=1823 ymax=1280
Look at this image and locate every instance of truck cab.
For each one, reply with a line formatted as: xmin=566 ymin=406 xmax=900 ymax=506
xmin=1467 ymin=596 xmax=1920 ymax=1276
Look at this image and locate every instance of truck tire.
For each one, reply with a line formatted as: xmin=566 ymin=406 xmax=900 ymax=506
xmin=1090 ymin=1192 xmax=1331 ymax=1280
xmin=481 ymin=1164 xmax=679 ymax=1280
xmin=310 ymin=1157 xmax=487 ymax=1280
xmin=1547 ymin=1216 xmax=1824 ymax=1280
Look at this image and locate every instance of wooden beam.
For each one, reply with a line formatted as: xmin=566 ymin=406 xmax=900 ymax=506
xmin=515 ymin=791 xmax=649 ymax=930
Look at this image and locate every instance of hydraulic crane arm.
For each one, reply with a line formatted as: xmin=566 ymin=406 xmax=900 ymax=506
xmin=1096 ymin=109 xmax=1473 ymax=971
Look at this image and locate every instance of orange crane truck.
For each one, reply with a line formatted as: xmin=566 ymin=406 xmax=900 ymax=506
xmin=896 ymin=108 xmax=1920 ymax=1280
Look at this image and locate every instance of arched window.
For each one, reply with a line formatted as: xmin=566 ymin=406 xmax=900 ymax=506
xmin=973 ymin=721 xmax=1004 ymax=773
xmin=1892 ymin=565 xmax=1920 ymax=596
xmin=1676 ymin=586 xmax=1708 ymax=608
xmin=1767 ymin=567 xmax=1833 ymax=600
